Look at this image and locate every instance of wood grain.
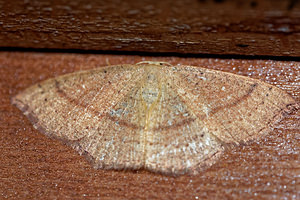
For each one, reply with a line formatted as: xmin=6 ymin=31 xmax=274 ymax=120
xmin=0 ymin=52 xmax=299 ymax=199
xmin=0 ymin=0 xmax=300 ymax=57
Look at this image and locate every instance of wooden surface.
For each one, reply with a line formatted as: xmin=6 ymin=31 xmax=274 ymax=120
xmin=1 ymin=0 xmax=300 ymax=57
xmin=0 ymin=52 xmax=299 ymax=199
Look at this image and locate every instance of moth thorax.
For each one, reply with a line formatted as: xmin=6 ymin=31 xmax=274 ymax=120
xmin=141 ymin=73 xmax=161 ymax=105
xmin=141 ymin=87 xmax=160 ymax=105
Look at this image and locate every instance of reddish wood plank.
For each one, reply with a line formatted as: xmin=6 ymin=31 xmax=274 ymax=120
xmin=0 ymin=52 xmax=299 ymax=199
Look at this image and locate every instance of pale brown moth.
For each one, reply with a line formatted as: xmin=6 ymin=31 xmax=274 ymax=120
xmin=12 ymin=61 xmax=299 ymax=175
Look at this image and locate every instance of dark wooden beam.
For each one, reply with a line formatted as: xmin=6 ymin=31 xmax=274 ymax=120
xmin=0 ymin=0 xmax=300 ymax=56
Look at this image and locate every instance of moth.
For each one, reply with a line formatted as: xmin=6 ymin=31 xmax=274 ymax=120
xmin=12 ymin=61 xmax=299 ymax=175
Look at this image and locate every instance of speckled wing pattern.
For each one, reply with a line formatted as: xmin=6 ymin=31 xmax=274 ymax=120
xmin=12 ymin=62 xmax=298 ymax=175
